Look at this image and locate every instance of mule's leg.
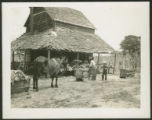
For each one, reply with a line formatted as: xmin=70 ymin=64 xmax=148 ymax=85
xmin=51 ymin=76 xmax=54 ymax=88
xmin=36 ymin=77 xmax=39 ymax=91
xmin=33 ymin=76 xmax=36 ymax=89
xmin=55 ymin=77 xmax=58 ymax=88
xmin=105 ymin=73 xmax=107 ymax=80
xmin=102 ymin=74 xmax=104 ymax=80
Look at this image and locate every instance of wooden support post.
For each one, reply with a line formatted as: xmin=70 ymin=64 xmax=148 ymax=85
xmin=12 ymin=51 xmax=15 ymax=63
xmin=77 ymin=52 xmax=79 ymax=60
xmin=97 ymin=53 xmax=100 ymax=68
xmin=96 ymin=53 xmax=100 ymax=74
xmin=29 ymin=50 xmax=31 ymax=62
xmin=113 ymin=53 xmax=117 ymax=74
xmin=48 ymin=50 xmax=50 ymax=61
xmin=24 ymin=50 xmax=27 ymax=62
xmin=24 ymin=50 xmax=27 ymax=71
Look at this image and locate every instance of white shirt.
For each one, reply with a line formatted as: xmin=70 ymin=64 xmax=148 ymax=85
xmin=90 ymin=60 xmax=96 ymax=67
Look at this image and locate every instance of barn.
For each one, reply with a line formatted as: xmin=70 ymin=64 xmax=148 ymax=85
xmin=11 ymin=7 xmax=114 ymax=73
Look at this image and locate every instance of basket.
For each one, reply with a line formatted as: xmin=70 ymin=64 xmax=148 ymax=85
xmin=75 ymin=68 xmax=83 ymax=81
xmin=11 ymin=70 xmax=31 ymax=94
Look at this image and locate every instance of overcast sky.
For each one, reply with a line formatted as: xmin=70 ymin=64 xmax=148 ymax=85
xmin=3 ymin=2 xmax=149 ymax=50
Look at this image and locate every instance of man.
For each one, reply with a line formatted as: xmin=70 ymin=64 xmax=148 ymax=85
xmin=102 ymin=61 xmax=108 ymax=80
xmin=89 ymin=57 xmax=96 ymax=80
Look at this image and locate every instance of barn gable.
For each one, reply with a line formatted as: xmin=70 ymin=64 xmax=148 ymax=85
xmin=25 ymin=7 xmax=95 ymax=33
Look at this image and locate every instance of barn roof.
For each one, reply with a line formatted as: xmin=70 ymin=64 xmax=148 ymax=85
xmin=11 ymin=27 xmax=114 ymax=53
xmin=25 ymin=7 xmax=95 ymax=29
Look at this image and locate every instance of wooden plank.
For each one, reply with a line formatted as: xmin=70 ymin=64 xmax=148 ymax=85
xmin=77 ymin=52 xmax=79 ymax=60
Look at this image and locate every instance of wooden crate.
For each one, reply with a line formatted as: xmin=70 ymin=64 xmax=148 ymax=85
xmin=11 ymin=80 xmax=30 ymax=94
xmin=120 ymin=69 xmax=135 ymax=78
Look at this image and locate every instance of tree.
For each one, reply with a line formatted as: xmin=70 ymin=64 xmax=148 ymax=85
xmin=120 ymin=35 xmax=140 ymax=70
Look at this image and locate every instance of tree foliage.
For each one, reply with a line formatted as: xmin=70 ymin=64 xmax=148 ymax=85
xmin=120 ymin=35 xmax=140 ymax=55
xmin=120 ymin=35 xmax=141 ymax=70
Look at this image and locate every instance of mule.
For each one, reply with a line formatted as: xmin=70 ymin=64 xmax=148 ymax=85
xmin=32 ymin=56 xmax=67 ymax=91
xmin=42 ymin=57 xmax=67 ymax=88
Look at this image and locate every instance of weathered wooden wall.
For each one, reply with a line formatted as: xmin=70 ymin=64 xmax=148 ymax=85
xmin=55 ymin=21 xmax=95 ymax=33
xmin=26 ymin=12 xmax=54 ymax=33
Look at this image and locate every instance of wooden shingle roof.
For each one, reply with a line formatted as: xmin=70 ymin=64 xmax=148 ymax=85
xmin=11 ymin=27 xmax=114 ymax=53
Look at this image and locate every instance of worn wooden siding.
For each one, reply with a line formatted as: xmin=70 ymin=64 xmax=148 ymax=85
xmin=26 ymin=12 xmax=54 ymax=33
xmin=25 ymin=8 xmax=95 ymax=34
xmin=26 ymin=18 xmax=95 ymax=34
xmin=55 ymin=21 xmax=95 ymax=33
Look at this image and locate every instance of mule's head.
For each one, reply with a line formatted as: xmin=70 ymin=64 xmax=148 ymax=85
xmin=60 ymin=56 xmax=68 ymax=68
xmin=53 ymin=56 xmax=68 ymax=73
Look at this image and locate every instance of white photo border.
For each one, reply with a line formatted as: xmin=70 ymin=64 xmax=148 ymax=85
xmin=2 ymin=2 xmax=150 ymax=119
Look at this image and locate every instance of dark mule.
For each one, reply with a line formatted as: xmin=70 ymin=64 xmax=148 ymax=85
xmin=33 ymin=62 xmax=42 ymax=91
xmin=32 ymin=57 xmax=66 ymax=91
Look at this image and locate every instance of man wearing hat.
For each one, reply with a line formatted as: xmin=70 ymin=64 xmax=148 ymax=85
xmin=102 ymin=61 xmax=108 ymax=80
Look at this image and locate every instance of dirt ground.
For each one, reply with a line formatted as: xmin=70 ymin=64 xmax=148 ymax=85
xmin=11 ymin=73 xmax=140 ymax=108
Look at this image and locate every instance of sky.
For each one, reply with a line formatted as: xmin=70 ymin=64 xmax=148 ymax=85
xmin=3 ymin=2 xmax=149 ymax=51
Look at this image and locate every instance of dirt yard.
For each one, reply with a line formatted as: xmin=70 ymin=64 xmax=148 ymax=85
xmin=11 ymin=73 xmax=140 ymax=108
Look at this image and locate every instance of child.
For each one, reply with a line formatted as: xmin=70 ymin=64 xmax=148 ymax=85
xmin=102 ymin=61 xmax=108 ymax=80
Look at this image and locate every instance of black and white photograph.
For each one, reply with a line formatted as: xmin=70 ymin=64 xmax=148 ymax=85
xmin=2 ymin=2 xmax=150 ymax=119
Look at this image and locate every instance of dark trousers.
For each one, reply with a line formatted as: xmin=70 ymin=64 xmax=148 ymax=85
xmin=102 ymin=73 xmax=107 ymax=80
xmin=33 ymin=75 xmax=39 ymax=91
